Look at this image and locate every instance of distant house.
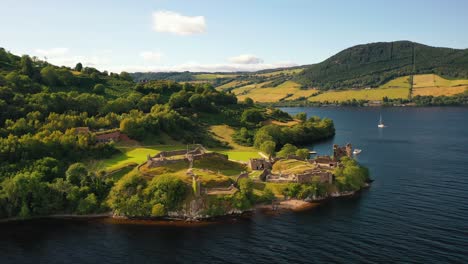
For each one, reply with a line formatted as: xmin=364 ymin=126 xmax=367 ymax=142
xmin=95 ymin=130 xmax=121 ymax=143
xmin=74 ymin=127 xmax=90 ymax=134
xmin=367 ymin=100 xmax=382 ymax=106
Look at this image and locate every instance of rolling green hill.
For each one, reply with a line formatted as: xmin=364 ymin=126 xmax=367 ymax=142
xmin=130 ymin=41 xmax=468 ymax=104
xmin=294 ymin=41 xmax=468 ymax=90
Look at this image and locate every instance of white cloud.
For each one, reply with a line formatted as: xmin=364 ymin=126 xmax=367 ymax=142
xmin=152 ymin=10 xmax=206 ymax=35
xmin=140 ymin=51 xmax=163 ymax=61
xmin=30 ymin=48 xmax=112 ymax=70
xmin=34 ymin=48 xmax=69 ymax=57
xmin=228 ymin=54 xmax=263 ymax=64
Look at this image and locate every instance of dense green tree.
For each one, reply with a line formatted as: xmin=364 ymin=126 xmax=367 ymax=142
xmin=260 ymin=140 xmax=276 ymax=159
xmin=277 ymin=143 xmax=298 ymax=158
xmin=77 ymin=193 xmax=98 ymax=214
xmin=145 ymin=175 xmax=186 ymax=211
xmin=93 ymin=83 xmax=105 ymax=94
xmin=20 ymin=55 xmax=34 ymax=77
xmin=120 ymin=71 xmax=133 ymax=81
xmin=295 ymin=112 xmax=307 ymax=122
xmin=241 ymin=108 xmax=265 ymax=124
xmin=244 ymin=97 xmax=254 ymax=106
xmin=295 ymin=148 xmax=310 ymax=160
xmin=75 ymin=62 xmax=83 ymax=72
xmin=65 ymin=163 xmax=88 ymax=186
xmin=40 ymin=66 xmax=59 ymax=86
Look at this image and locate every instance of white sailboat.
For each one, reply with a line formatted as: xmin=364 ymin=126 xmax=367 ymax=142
xmin=378 ymin=114 xmax=385 ymax=128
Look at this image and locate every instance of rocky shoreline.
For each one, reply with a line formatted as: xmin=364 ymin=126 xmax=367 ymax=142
xmin=0 ymin=185 xmax=370 ymax=224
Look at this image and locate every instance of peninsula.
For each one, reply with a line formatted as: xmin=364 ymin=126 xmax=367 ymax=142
xmin=0 ymin=49 xmax=369 ymax=221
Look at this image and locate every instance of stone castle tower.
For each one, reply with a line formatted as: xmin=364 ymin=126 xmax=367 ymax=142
xmin=333 ymin=143 xmax=352 ymax=161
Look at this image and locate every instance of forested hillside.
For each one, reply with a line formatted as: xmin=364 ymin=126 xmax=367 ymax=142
xmin=0 ymin=48 xmax=237 ymax=218
xmin=294 ymin=41 xmax=468 ymax=89
xmin=129 ymin=41 xmax=468 ymax=104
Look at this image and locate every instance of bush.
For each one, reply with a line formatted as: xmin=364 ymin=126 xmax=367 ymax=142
xmin=151 ymin=203 xmax=165 ymax=217
xmin=93 ymin=84 xmax=105 ymax=94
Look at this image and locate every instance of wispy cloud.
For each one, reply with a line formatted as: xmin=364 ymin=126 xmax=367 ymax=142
xmin=152 ymin=10 xmax=206 ymax=36
xmin=34 ymin=48 xmax=69 ymax=57
xmin=31 ymin=48 xmax=111 ymax=69
xmin=140 ymin=51 xmax=163 ymax=61
xmin=228 ymin=54 xmax=263 ymax=64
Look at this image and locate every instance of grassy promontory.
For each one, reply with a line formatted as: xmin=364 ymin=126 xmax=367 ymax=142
xmin=0 ymin=47 xmax=338 ymax=221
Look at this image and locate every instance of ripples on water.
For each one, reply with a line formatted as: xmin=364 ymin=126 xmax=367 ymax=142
xmin=1 ymin=107 xmax=467 ymax=264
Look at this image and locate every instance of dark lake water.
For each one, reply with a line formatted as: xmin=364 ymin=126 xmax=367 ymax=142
xmin=1 ymin=107 xmax=468 ymax=264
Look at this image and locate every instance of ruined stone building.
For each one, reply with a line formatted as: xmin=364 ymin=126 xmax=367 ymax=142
xmin=333 ymin=143 xmax=352 ymax=161
xmin=248 ymin=158 xmax=272 ymax=170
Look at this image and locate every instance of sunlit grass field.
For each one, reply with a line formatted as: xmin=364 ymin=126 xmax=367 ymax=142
xmin=216 ymin=80 xmax=250 ymax=91
xmin=210 ymin=125 xmax=260 ymax=161
xmin=308 ymin=87 xmax=410 ymax=102
xmin=194 ymin=73 xmax=238 ymax=80
xmin=412 ymin=74 xmax=468 ymax=97
xmin=236 ymin=81 xmax=318 ymax=102
xmin=91 ymin=125 xmax=260 ymax=172
xmin=89 ymin=145 xmax=186 ymax=171
xmin=256 ymin=68 xmax=304 ymax=77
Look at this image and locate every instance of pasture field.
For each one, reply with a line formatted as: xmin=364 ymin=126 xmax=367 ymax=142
xmin=256 ymin=68 xmax=304 ymax=77
xmin=308 ymin=87 xmax=410 ymax=102
xmin=412 ymin=86 xmax=467 ymax=96
xmin=236 ymin=81 xmax=318 ymax=102
xmin=216 ymin=80 xmax=250 ymax=91
xmin=380 ymin=76 xmax=411 ymax=88
xmin=413 ymin=74 xmax=468 ymax=88
xmin=412 ymin=74 xmax=468 ymax=97
xmin=194 ymin=73 xmax=237 ymax=80
xmin=210 ymin=125 xmax=260 ymax=161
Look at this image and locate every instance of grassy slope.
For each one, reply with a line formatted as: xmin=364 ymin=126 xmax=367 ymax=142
xmin=194 ymin=73 xmax=238 ymax=80
xmin=308 ymin=76 xmax=411 ymax=102
xmin=235 ymin=81 xmax=318 ymax=102
xmin=209 ymin=125 xmax=260 ymax=161
xmin=89 ymin=125 xmax=260 ymax=172
xmin=412 ymin=74 xmax=468 ymax=96
xmin=139 ymin=156 xmax=245 ymax=188
xmin=89 ymin=145 xmax=186 ymax=171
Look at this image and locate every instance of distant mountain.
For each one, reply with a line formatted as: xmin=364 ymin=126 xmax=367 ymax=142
xmin=294 ymin=41 xmax=468 ymax=89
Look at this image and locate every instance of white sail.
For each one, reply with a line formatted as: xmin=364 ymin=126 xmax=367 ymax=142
xmin=378 ymin=114 xmax=385 ymax=128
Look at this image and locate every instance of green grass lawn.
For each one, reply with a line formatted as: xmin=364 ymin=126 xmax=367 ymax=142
xmin=218 ymin=151 xmax=260 ymax=162
xmin=89 ymin=145 xmax=186 ymax=171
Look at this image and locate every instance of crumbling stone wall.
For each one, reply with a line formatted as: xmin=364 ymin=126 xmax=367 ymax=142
xmin=248 ymin=158 xmax=272 ymax=170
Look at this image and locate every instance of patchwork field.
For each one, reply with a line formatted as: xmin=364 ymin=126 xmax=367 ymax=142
xmin=216 ymin=80 xmax=250 ymax=91
xmin=256 ymin=68 xmax=304 ymax=77
xmin=194 ymin=73 xmax=237 ymax=80
xmin=221 ymin=74 xmax=467 ymax=103
xmin=308 ymin=87 xmax=410 ymax=102
xmin=412 ymin=74 xmax=468 ymax=97
xmin=236 ymin=81 xmax=318 ymax=102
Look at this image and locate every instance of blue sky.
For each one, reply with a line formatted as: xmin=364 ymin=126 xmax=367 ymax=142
xmin=1 ymin=0 xmax=467 ymax=72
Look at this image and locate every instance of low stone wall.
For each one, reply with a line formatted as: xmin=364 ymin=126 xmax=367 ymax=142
xmin=193 ymin=152 xmax=228 ymax=161
xmin=148 ymin=158 xmax=187 ymax=168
